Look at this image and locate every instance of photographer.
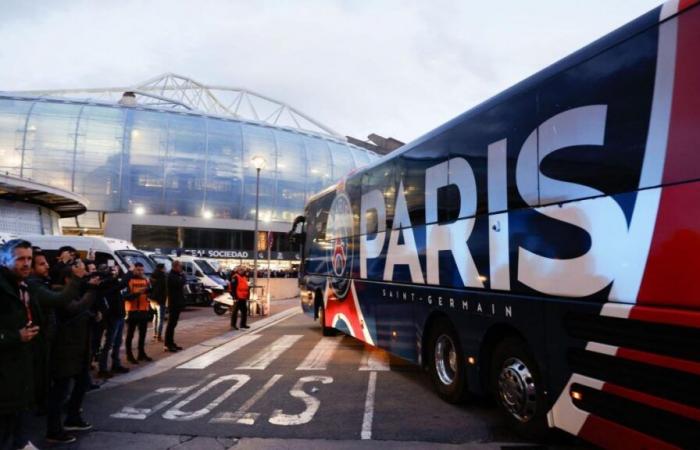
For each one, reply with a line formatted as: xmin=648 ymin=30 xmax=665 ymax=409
xmin=124 ymin=263 xmax=152 ymax=364
xmin=45 ymin=264 xmax=99 ymax=444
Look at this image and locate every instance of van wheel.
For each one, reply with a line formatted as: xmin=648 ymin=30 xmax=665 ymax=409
xmin=428 ymin=319 xmax=468 ymax=403
xmin=491 ymin=337 xmax=548 ymax=439
xmin=317 ymin=303 xmax=334 ymax=337
xmin=213 ymin=303 xmax=227 ymax=316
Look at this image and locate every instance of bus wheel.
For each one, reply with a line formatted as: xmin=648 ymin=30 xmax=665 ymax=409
xmin=317 ymin=303 xmax=334 ymax=336
xmin=491 ymin=337 xmax=547 ymax=439
xmin=428 ymin=319 xmax=468 ymax=403
xmin=213 ymin=303 xmax=227 ymax=316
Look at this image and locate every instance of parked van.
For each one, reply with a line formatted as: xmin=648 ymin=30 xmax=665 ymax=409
xmin=143 ymin=251 xmax=209 ymax=306
xmin=172 ymin=254 xmax=228 ymax=303
xmin=22 ymin=235 xmax=154 ymax=275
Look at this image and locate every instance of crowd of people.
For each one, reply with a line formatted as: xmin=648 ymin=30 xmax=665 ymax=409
xmin=0 ymin=240 xmax=189 ymax=449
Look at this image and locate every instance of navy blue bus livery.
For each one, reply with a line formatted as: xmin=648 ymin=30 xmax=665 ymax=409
xmin=294 ymin=1 xmax=699 ymax=448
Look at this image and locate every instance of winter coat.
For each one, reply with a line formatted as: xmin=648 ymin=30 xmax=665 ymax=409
xmin=167 ymin=270 xmax=186 ymax=310
xmin=50 ymin=288 xmax=95 ymax=378
xmin=150 ymin=270 xmax=167 ymax=305
xmin=0 ymin=268 xmax=44 ymax=414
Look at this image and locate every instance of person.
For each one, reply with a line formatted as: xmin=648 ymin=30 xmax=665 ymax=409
xmin=124 ymin=262 xmax=152 ymax=364
xmin=0 ymin=240 xmax=42 ymax=450
xmin=149 ymin=264 xmax=167 ymax=342
xmin=230 ymin=266 xmax=250 ymax=330
xmin=164 ymin=261 xmax=185 ymax=352
xmin=96 ymin=264 xmax=130 ymax=378
xmin=49 ymin=246 xmax=77 ymax=287
xmin=46 ymin=266 xmax=98 ymax=444
xmin=27 ymin=248 xmax=84 ymax=417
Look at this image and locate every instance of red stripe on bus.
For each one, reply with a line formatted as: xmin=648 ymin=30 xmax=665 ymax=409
xmin=679 ymin=0 xmax=699 ymax=14
xmin=579 ymin=414 xmax=679 ymax=450
xmin=639 ymin=5 xmax=700 ymax=310
xmin=603 ymin=382 xmax=700 ymax=422
xmin=628 ymin=302 xmax=700 ymax=327
xmin=616 ymin=346 xmax=700 ymax=376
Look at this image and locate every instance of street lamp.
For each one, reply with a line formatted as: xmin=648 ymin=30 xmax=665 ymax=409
xmin=251 ymin=155 xmax=267 ymax=300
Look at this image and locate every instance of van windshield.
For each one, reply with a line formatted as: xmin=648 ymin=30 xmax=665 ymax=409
xmin=150 ymin=255 xmax=172 ymax=272
xmin=195 ymin=259 xmax=217 ymax=275
xmin=116 ymin=250 xmax=156 ymax=275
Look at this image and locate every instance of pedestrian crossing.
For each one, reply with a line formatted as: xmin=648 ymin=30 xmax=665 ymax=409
xmin=176 ymin=333 xmax=396 ymax=372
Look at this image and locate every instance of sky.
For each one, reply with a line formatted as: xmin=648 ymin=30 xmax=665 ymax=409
xmin=0 ymin=0 xmax=664 ymax=144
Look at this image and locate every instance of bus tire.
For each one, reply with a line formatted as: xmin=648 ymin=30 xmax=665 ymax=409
xmin=428 ymin=319 xmax=468 ymax=403
xmin=490 ymin=337 xmax=548 ymax=439
xmin=317 ymin=303 xmax=334 ymax=337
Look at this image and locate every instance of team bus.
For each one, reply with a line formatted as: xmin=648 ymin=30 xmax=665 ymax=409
xmin=289 ymin=1 xmax=699 ymax=448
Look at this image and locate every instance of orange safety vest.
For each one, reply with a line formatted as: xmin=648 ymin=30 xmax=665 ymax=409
xmin=126 ymin=277 xmax=150 ymax=311
xmin=234 ymin=273 xmax=249 ymax=300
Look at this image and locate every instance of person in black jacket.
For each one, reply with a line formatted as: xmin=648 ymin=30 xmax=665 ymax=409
xmin=95 ymin=264 xmax=130 ymax=378
xmin=164 ymin=261 xmax=185 ymax=352
xmin=0 ymin=240 xmax=43 ymax=450
xmin=149 ymin=264 xmax=167 ymax=342
xmin=45 ymin=266 xmax=99 ymax=444
xmin=27 ymin=249 xmax=85 ymax=416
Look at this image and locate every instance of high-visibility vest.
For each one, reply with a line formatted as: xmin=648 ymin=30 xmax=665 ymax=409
xmin=126 ymin=277 xmax=150 ymax=311
xmin=234 ymin=274 xmax=249 ymax=300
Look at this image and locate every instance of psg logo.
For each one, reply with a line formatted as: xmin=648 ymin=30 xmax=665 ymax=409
xmin=326 ymin=192 xmax=353 ymax=298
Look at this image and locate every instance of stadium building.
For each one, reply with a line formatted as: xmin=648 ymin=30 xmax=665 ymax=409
xmin=0 ymin=73 xmax=379 ymax=261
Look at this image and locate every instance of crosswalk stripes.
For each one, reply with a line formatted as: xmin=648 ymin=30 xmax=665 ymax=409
xmin=176 ymin=332 xmax=392 ymax=371
xmin=178 ymin=334 xmax=262 ymax=369
xmin=295 ymin=336 xmax=343 ymax=370
xmin=236 ymin=335 xmax=304 ymax=370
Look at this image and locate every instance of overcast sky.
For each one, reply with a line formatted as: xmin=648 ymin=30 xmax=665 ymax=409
xmin=0 ymin=0 xmax=663 ymax=143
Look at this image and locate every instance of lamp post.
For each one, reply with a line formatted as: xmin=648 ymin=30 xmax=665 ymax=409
xmin=250 ymin=155 xmax=267 ymax=301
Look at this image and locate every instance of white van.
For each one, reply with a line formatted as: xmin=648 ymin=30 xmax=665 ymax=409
xmin=22 ymin=235 xmax=155 ymax=275
xmin=172 ymin=254 xmax=228 ymax=299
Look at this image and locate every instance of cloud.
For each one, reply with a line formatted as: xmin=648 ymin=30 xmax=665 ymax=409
xmin=0 ymin=0 xmax=663 ymax=143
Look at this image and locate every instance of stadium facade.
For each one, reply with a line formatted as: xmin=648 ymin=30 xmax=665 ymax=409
xmin=0 ymin=74 xmax=379 ymax=258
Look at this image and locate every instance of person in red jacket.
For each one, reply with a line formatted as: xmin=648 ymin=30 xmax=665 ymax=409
xmin=229 ymin=266 xmax=250 ymax=330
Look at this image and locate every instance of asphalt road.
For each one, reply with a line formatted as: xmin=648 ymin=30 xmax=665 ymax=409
xmin=89 ymin=311 xmax=524 ymax=444
xmin=29 ymin=304 xmax=587 ymax=449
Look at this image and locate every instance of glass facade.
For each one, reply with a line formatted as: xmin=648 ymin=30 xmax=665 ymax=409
xmin=0 ymin=95 xmax=378 ymax=223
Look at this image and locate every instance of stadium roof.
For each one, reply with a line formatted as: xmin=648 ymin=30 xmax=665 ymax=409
xmin=0 ymin=173 xmax=88 ymax=217
xmin=10 ymin=73 xmax=343 ymax=138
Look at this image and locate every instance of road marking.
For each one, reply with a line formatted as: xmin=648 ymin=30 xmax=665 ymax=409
xmin=359 ymin=347 xmax=390 ymax=371
xmin=361 ymin=371 xmax=378 ymax=440
xmin=296 ymin=336 xmax=343 ymax=370
xmin=110 ymin=374 xmax=216 ymax=420
xmin=210 ymin=374 xmax=283 ymax=425
xmin=163 ymin=374 xmax=250 ymax=421
xmin=237 ymin=335 xmax=303 ymax=370
xmin=269 ymin=376 xmax=333 ymax=426
xmin=98 ymin=306 xmax=300 ymax=390
xmin=178 ymin=334 xmax=262 ymax=369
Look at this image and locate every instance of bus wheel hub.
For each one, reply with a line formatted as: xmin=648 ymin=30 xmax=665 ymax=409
xmin=497 ymin=357 xmax=536 ymax=422
xmin=435 ymin=335 xmax=457 ymax=386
